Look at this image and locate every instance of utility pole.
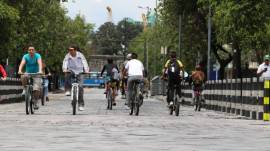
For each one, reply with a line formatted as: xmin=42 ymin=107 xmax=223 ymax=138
xmin=178 ymin=14 xmax=182 ymax=59
xmin=207 ymin=6 xmax=211 ymax=80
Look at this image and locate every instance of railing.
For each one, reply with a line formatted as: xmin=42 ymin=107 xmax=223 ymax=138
xmin=151 ymin=77 xmax=266 ymax=120
xmin=0 ymin=78 xmax=23 ymax=103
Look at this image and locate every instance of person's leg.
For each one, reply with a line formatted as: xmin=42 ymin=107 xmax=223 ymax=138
xmin=33 ymin=77 xmax=42 ymax=109
xmin=44 ymin=78 xmax=49 ymax=101
xmin=78 ymin=75 xmax=84 ymax=107
xmin=65 ymin=73 xmax=71 ymax=95
xmin=20 ymin=75 xmax=28 ymax=95
xmin=127 ymin=77 xmax=135 ymax=106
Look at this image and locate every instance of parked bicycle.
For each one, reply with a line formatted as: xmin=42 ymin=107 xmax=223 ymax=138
xmin=22 ymin=73 xmax=42 ymax=115
xmin=129 ymin=79 xmax=143 ymax=116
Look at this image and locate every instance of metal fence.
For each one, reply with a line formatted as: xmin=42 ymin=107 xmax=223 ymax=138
xmin=151 ymin=76 xmax=266 ymax=120
xmin=0 ymin=78 xmax=23 ymax=103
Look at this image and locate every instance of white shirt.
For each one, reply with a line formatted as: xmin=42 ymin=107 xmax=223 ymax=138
xmin=125 ymin=59 xmax=144 ymax=76
xmin=257 ymin=62 xmax=270 ymax=78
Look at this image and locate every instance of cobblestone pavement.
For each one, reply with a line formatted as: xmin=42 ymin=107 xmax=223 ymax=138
xmin=0 ymin=88 xmax=270 ymax=151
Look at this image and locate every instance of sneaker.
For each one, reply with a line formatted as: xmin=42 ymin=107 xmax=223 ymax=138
xmin=21 ymin=89 xmax=26 ymax=96
xmin=113 ymin=102 xmax=116 ymax=106
xmin=65 ymin=91 xmax=71 ymax=96
xmin=78 ymin=106 xmax=84 ymax=111
xmin=167 ymin=101 xmax=173 ymax=108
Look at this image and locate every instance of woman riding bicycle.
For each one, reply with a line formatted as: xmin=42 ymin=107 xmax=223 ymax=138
xmin=101 ymin=58 xmax=120 ymax=106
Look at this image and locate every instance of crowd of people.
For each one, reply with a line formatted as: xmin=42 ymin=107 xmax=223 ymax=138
xmin=3 ymin=44 xmax=270 ymax=112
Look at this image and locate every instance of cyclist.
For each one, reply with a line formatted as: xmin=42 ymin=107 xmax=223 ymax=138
xmin=62 ymin=45 xmax=89 ymax=111
xmin=101 ymin=58 xmax=120 ymax=106
xmin=124 ymin=52 xmax=144 ymax=107
xmin=162 ymin=51 xmax=184 ymax=106
xmin=0 ymin=62 xmax=7 ymax=80
xmin=18 ymin=46 xmax=43 ymax=110
xmin=191 ymin=65 xmax=205 ymax=110
xmin=120 ymin=53 xmax=132 ymax=99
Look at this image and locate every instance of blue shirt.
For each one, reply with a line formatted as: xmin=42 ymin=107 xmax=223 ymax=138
xmin=22 ymin=53 xmax=41 ymax=73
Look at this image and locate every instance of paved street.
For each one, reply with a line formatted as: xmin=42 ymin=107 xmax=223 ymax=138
xmin=0 ymin=88 xmax=270 ymax=151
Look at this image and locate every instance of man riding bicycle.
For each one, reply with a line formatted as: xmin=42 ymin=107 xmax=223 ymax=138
xmin=162 ymin=51 xmax=184 ymax=106
xmin=101 ymin=58 xmax=120 ymax=106
xmin=18 ymin=46 xmax=43 ymax=110
xmin=62 ymin=45 xmax=89 ymax=111
xmin=191 ymin=65 xmax=205 ymax=108
xmin=124 ymin=52 xmax=144 ymax=107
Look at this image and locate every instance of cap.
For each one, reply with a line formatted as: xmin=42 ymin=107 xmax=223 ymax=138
xmin=264 ymin=55 xmax=270 ymax=61
xmin=126 ymin=53 xmax=132 ymax=60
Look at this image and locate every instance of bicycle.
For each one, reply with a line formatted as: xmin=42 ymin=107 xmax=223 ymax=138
xmin=168 ymin=83 xmax=181 ymax=116
xmin=194 ymin=87 xmax=202 ymax=111
xmin=22 ymin=73 xmax=42 ymax=115
xmin=105 ymin=79 xmax=117 ymax=110
xmin=67 ymin=71 xmax=89 ymax=115
xmin=41 ymin=75 xmax=49 ymax=106
xmin=129 ymin=79 xmax=143 ymax=116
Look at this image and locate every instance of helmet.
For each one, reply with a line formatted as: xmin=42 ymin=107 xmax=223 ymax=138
xmin=126 ymin=53 xmax=132 ymax=60
xmin=264 ymin=55 xmax=270 ymax=61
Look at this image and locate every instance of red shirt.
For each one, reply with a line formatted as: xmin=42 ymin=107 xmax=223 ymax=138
xmin=0 ymin=65 xmax=7 ymax=78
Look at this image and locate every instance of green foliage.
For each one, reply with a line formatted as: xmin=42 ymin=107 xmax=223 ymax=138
xmin=0 ymin=0 xmax=94 ymax=74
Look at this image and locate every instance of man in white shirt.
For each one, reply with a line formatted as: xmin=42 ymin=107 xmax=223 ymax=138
xmin=62 ymin=45 xmax=89 ymax=111
xmin=257 ymin=55 xmax=270 ymax=79
xmin=124 ymin=52 xmax=144 ymax=106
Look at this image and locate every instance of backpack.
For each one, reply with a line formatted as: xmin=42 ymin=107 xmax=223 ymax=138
xmin=112 ymin=67 xmax=119 ymax=80
xmin=167 ymin=59 xmax=181 ymax=78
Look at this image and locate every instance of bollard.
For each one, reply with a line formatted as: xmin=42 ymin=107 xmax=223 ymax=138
xmin=263 ymin=79 xmax=270 ymax=121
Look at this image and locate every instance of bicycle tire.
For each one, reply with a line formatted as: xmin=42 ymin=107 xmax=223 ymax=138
xmin=135 ymin=86 xmax=141 ymax=116
xmin=25 ymin=87 xmax=30 ymax=115
xmin=175 ymin=102 xmax=180 ymax=116
xmin=107 ymin=88 xmax=112 ymax=110
xmin=30 ymin=96 xmax=34 ymax=114
xmin=41 ymin=87 xmax=45 ymax=106
xmin=195 ymin=95 xmax=200 ymax=111
xmin=72 ymin=88 xmax=77 ymax=115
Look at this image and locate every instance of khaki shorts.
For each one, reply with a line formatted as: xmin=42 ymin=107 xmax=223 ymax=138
xmin=22 ymin=75 xmax=42 ymax=91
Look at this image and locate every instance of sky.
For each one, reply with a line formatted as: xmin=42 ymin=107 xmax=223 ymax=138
xmin=61 ymin=0 xmax=157 ymax=30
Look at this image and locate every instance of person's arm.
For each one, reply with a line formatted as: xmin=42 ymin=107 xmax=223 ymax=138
xmin=18 ymin=57 xmax=26 ymax=74
xmin=257 ymin=65 xmax=266 ymax=77
xmin=162 ymin=60 xmax=169 ymax=78
xmin=62 ymin=54 xmax=69 ymax=72
xmin=0 ymin=65 xmax=7 ymax=80
xmin=80 ymin=53 xmax=89 ymax=72
xmin=37 ymin=58 xmax=43 ymax=74
xmin=100 ymin=65 xmax=106 ymax=76
xmin=123 ymin=62 xmax=129 ymax=77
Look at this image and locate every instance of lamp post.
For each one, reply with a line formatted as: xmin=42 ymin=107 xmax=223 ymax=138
xmin=207 ymin=5 xmax=211 ymax=80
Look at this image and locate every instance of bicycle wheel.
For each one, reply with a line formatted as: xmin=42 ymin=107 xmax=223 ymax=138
xmin=107 ymin=88 xmax=112 ymax=110
xmin=195 ymin=95 xmax=199 ymax=111
xmin=174 ymin=91 xmax=180 ymax=116
xmin=25 ymin=87 xmax=30 ymax=115
xmin=30 ymin=95 xmax=34 ymax=114
xmin=169 ymin=89 xmax=174 ymax=115
xmin=135 ymin=86 xmax=140 ymax=116
xmin=41 ymin=87 xmax=45 ymax=106
xmin=72 ymin=88 xmax=77 ymax=115
xmin=135 ymin=98 xmax=140 ymax=116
